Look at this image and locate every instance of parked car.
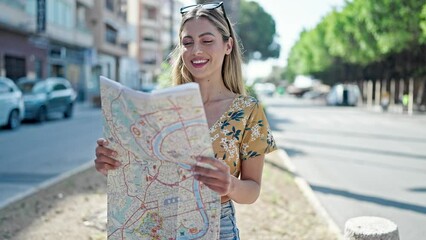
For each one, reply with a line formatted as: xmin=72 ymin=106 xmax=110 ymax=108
xmin=17 ymin=77 xmax=77 ymax=122
xmin=0 ymin=77 xmax=25 ymax=129
xmin=326 ymin=83 xmax=361 ymax=106
xmin=253 ymin=82 xmax=276 ymax=97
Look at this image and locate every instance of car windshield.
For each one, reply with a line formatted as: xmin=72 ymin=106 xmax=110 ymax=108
xmin=0 ymin=82 xmax=10 ymax=94
xmin=18 ymin=81 xmax=46 ymax=94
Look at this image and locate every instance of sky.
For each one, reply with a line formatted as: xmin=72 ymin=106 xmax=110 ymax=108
xmin=180 ymin=0 xmax=347 ymax=81
xmin=246 ymin=0 xmax=346 ymax=82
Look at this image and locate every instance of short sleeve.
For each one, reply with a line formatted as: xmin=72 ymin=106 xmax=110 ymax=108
xmin=240 ymin=99 xmax=277 ymax=161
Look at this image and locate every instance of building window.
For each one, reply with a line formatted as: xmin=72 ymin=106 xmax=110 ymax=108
xmin=143 ymin=28 xmax=156 ymax=42
xmin=143 ymin=51 xmax=157 ymax=65
xmin=47 ymin=0 xmax=72 ymax=28
xmin=143 ymin=6 xmax=156 ymax=20
xmin=76 ymin=3 xmax=88 ymax=31
xmin=106 ymin=0 xmax=114 ymax=12
xmin=4 ymin=55 xmax=26 ymax=80
xmin=105 ymin=24 xmax=117 ymax=44
xmin=51 ymin=64 xmax=64 ymax=78
xmin=1 ymin=0 xmax=25 ymax=10
xmin=118 ymin=0 xmax=127 ymax=20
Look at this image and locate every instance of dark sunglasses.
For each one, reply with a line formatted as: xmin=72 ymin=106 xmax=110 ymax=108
xmin=180 ymin=1 xmax=232 ymax=36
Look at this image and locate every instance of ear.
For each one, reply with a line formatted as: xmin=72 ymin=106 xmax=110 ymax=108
xmin=225 ymin=37 xmax=233 ymax=55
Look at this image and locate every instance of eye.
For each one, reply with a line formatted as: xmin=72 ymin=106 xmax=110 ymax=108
xmin=182 ymin=41 xmax=193 ymax=46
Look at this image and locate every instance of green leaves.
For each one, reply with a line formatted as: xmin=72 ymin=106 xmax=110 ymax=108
xmin=238 ymin=0 xmax=281 ymax=62
xmin=286 ymin=0 xmax=426 ymax=84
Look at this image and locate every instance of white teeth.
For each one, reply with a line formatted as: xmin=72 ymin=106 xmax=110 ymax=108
xmin=192 ymin=59 xmax=208 ymax=64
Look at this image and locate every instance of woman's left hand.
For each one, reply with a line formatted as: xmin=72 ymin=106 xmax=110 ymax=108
xmin=191 ymin=156 xmax=234 ymax=196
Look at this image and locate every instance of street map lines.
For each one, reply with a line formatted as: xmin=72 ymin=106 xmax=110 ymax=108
xmin=100 ymin=76 xmax=220 ymax=240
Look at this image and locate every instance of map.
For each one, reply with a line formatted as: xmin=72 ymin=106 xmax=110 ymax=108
xmin=99 ymin=76 xmax=220 ymax=240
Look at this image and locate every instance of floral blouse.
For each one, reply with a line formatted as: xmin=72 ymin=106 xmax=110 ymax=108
xmin=209 ymin=94 xmax=277 ymax=177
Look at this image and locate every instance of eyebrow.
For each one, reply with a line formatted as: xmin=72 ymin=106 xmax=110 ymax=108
xmin=182 ymin=32 xmax=216 ymax=39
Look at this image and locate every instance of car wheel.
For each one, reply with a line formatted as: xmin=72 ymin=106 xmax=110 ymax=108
xmin=64 ymin=103 xmax=73 ymax=119
xmin=36 ymin=106 xmax=47 ymax=122
xmin=7 ymin=109 xmax=20 ymax=130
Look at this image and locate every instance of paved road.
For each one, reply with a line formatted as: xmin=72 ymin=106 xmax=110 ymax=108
xmin=0 ymin=103 xmax=103 ymax=209
xmin=262 ymin=95 xmax=426 ymax=240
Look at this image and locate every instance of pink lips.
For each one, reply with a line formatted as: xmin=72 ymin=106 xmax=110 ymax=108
xmin=191 ymin=59 xmax=209 ymax=68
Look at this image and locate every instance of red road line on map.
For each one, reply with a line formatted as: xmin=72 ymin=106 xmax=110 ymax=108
xmin=154 ymin=175 xmax=194 ymax=193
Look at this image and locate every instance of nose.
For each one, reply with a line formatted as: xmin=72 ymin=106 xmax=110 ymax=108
xmin=192 ymin=42 xmax=203 ymax=55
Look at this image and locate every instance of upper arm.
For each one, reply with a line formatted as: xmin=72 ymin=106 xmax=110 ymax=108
xmin=240 ymin=154 xmax=265 ymax=186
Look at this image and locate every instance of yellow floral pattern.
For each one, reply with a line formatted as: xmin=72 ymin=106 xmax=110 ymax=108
xmin=209 ymin=94 xmax=277 ymax=177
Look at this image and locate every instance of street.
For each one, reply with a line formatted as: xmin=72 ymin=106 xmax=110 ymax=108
xmin=0 ymin=104 xmax=103 ymax=208
xmin=262 ymin=95 xmax=426 ymax=240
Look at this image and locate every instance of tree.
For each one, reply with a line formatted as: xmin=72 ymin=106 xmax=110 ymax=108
xmin=238 ymin=0 xmax=280 ymax=62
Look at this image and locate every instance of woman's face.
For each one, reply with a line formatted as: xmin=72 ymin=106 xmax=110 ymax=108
xmin=180 ymin=17 xmax=232 ymax=82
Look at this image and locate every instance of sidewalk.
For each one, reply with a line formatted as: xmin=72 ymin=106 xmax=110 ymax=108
xmin=0 ymin=150 xmax=341 ymax=240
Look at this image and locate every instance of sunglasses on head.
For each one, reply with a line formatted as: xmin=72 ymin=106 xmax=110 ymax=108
xmin=180 ymin=1 xmax=232 ymax=36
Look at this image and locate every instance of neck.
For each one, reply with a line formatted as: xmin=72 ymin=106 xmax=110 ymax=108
xmin=195 ymin=77 xmax=232 ymax=104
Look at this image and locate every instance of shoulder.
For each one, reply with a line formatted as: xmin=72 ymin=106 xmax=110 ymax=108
xmin=234 ymin=94 xmax=260 ymax=110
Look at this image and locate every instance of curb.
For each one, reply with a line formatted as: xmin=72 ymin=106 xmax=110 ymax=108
xmin=269 ymin=149 xmax=343 ymax=239
xmin=0 ymin=161 xmax=94 ymax=211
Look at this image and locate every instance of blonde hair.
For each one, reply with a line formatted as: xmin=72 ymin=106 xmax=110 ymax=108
xmin=171 ymin=5 xmax=246 ymax=95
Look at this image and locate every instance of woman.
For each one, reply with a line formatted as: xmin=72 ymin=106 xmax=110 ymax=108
xmin=95 ymin=2 xmax=276 ymax=239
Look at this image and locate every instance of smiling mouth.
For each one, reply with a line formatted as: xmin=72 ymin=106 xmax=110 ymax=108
xmin=191 ymin=59 xmax=209 ymax=68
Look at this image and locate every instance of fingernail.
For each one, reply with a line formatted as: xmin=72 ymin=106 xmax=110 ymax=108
xmin=112 ymin=151 xmax=117 ymax=157
xmin=115 ymin=161 xmax=121 ymax=167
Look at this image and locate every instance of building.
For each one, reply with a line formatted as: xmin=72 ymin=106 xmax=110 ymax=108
xmin=0 ymin=0 xmax=47 ymax=80
xmin=128 ymin=0 xmax=184 ymax=90
xmin=0 ymin=0 xmax=95 ymax=101
xmin=87 ymin=0 xmax=137 ymax=100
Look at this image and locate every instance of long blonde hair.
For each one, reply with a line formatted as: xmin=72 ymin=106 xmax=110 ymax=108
xmin=171 ymin=5 xmax=246 ymax=95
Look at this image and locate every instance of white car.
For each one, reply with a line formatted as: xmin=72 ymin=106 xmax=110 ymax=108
xmin=254 ymin=83 xmax=276 ymax=97
xmin=0 ymin=77 xmax=25 ymax=129
xmin=326 ymin=83 xmax=361 ymax=106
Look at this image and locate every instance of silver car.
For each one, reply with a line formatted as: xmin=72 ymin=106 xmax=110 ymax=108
xmin=0 ymin=77 xmax=25 ymax=129
xmin=17 ymin=77 xmax=77 ymax=122
xmin=326 ymin=83 xmax=361 ymax=106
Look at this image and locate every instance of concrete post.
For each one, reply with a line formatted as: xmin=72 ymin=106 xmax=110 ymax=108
xmin=398 ymin=79 xmax=404 ymax=103
xmin=408 ymin=78 xmax=414 ymax=115
xmin=344 ymin=216 xmax=399 ymax=240
xmin=367 ymin=80 xmax=373 ymax=108
xmin=390 ymin=79 xmax=395 ymax=106
xmin=374 ymin=80 xmax=381 ymax=107
xmin=363 ymin=81 xmax=368 ymax=102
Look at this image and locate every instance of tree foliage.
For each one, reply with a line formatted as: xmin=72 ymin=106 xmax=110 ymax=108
xmin=237 ymin=0 xmax=280 ymax=62
xmin=286 ymin=0 xmax=426 ymax=85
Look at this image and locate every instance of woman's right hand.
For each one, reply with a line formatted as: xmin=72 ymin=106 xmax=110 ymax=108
xmin=94 ymin=138 xmax=121 ymax=176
